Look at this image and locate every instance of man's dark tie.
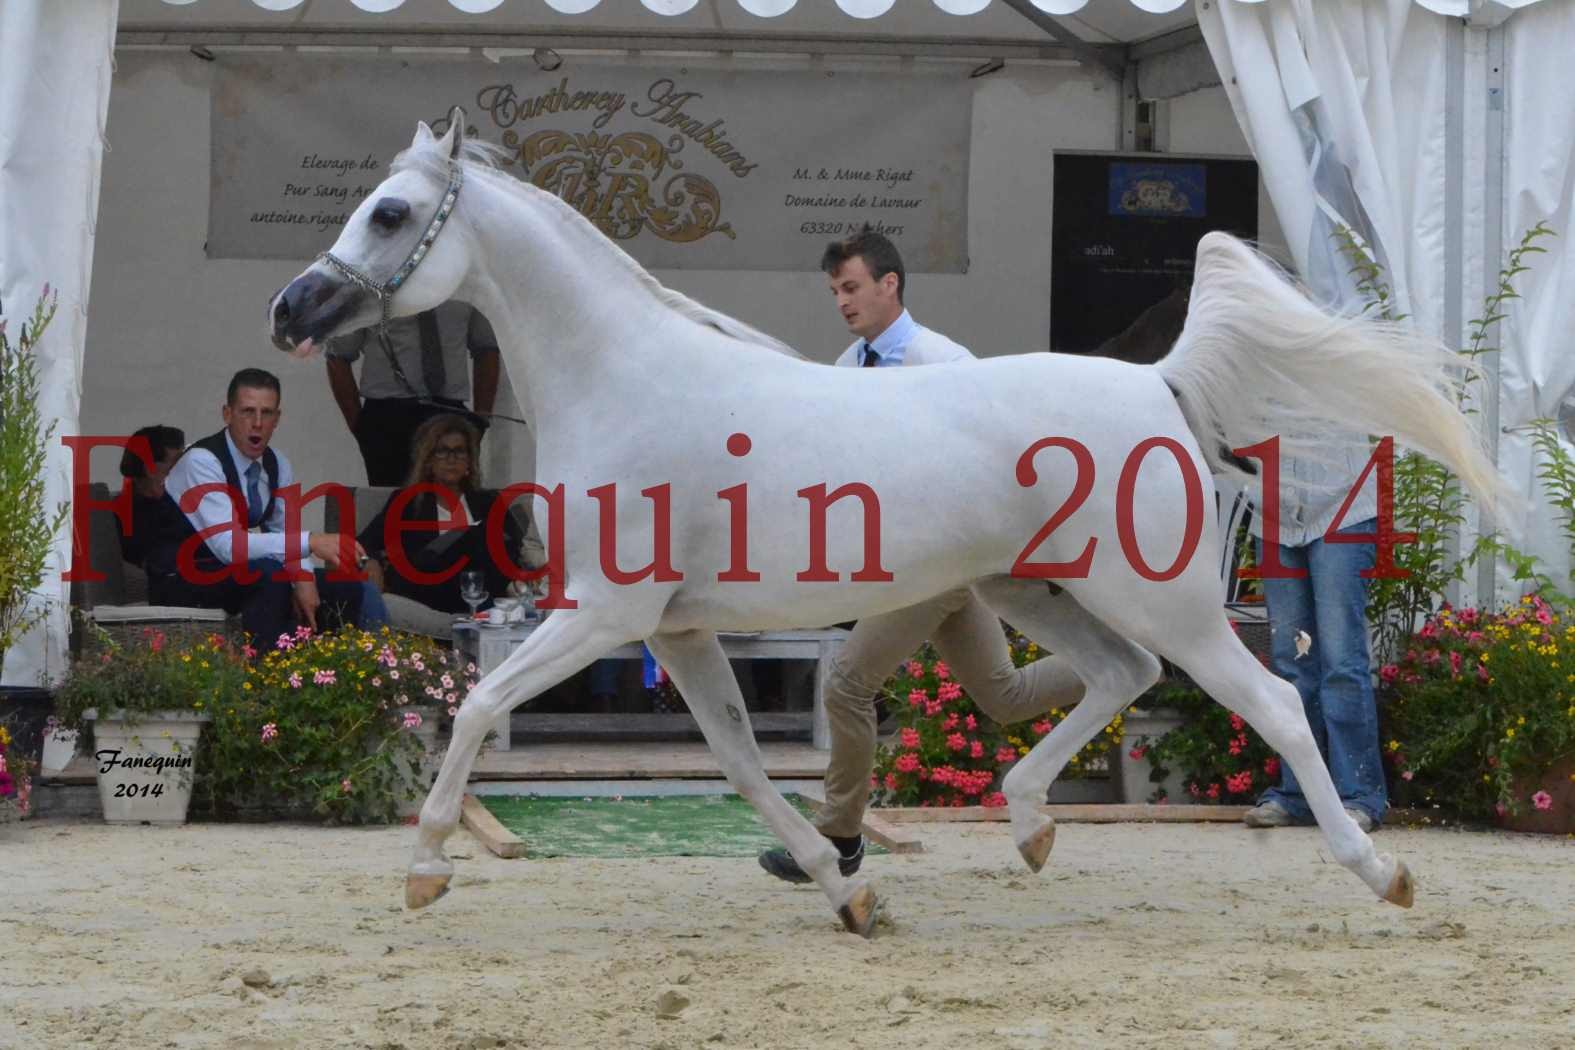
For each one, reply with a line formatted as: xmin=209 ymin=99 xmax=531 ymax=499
xmin=860 ymin=341 xmax=878 ymax=367
xmin=417 ymin=309 xmax=446 ymax=397
xmin=245 ymin=460 xmax=265 ymax=528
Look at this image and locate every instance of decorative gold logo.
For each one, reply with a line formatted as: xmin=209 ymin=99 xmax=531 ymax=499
xmin=505 ymin=129 xmax=735 ymax=243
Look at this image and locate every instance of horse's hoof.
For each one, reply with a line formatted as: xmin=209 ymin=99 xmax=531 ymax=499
xmin=1381 ymin=861 xmax=1415 ymax=909
xmin=405 ymin=872 xmax=452 ymax=910
xmin=837 ymin=884 xmax=879 ymax=939
xmin=1017 ymin=819 xmax=1057 ymax=874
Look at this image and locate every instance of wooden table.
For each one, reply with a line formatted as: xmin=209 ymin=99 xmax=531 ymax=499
xmin=455 ymin=623 xmax=849 ymax=751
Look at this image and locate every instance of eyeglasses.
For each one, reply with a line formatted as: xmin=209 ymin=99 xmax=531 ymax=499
xmin=432 ymin=446 xmax=471 ymax=461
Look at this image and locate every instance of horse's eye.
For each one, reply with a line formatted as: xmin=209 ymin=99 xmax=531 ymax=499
xmin=371 ymin=199 xmax=411 ymax=230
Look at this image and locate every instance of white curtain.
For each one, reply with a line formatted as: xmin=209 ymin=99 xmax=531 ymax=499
xmin=1197 ymin=0 xmax=1575 ymax=601
xmin=0 ymin=0 xmax=120 ymax=685
xmin=1197 ymin=0 xmax=1451 ymax=323
xmin=1497 ymin=0 xmax=1575 ymax=593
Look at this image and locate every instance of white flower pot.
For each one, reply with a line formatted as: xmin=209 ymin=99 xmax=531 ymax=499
xmin=41 ymin=725 xmax=79 ymax=775
xmin=393 ymin=708 xmax=444 ymax=817
xmin=1119 ymin=706 xmax=1189 ymax=804
xmin=83 ymin=709 xmax=211 ymax=825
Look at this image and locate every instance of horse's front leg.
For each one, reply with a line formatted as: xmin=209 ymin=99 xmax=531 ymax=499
xmin=646 ymin=629 xmax=880 ymax=938
xmin=407 ymin=611 xmax=636 ymax=909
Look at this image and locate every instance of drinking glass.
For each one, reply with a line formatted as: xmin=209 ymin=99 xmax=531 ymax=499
xmin=458 ymin=570 xmax=487 ymax=621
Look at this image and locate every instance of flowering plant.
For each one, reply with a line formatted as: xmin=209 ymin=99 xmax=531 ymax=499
xmin=1380 ymin=596 xmax=1575 ymax=820
xmin=0 ymin=721 xmax=36 ymax=819
xmin=202 ymin=625 xmax=475 ymax=822
xmin=871 ymin=630 xmax=1119 ymax=808
xmin=1129 ymin=682 xmax=1278 ymax=803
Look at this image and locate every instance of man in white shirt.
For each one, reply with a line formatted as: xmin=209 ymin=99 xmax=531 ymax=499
xmin=759 ymin=227 xmax=1088 ymax=883
xmin=151 ymin=368 xmax=384 ymax=651
xmin=325 ymin=301 xmax=500 ymax=486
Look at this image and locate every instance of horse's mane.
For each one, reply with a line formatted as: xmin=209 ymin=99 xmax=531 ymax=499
xmin=392 ymin=140 xmax=807 ymax=361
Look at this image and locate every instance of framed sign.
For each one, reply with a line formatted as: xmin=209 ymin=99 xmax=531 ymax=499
xmin=1051 ymin=152 xmax=1259 ymax=355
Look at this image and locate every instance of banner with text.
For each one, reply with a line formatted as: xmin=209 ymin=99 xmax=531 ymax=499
xmin=209 ymin=56 xmax=971 ymax=272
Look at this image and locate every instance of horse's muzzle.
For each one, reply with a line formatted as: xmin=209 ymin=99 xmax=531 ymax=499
xmin=269 ymin=271 xmax=359 ymax=352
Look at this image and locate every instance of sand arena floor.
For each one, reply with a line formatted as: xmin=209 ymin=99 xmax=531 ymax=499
xmin=3 ymin=817 xmax=1573 ymax=1050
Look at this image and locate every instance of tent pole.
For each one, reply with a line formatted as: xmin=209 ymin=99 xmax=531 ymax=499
xmin=1474 ymin=25 xmax=1507 ymax=608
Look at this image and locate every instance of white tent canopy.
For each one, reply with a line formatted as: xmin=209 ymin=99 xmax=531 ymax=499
xmin=3 ymin=0 xmax=1571 ymax=684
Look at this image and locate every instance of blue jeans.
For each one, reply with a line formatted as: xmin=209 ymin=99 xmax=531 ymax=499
xmin=1257 ymin=519 xmax=1387 ymax=825
xmin=356 ymin=580 xmax=389 ymax=629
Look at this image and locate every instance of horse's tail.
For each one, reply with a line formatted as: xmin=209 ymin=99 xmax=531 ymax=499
xmin=1155 ymin=231 xmax=1513 ymax=515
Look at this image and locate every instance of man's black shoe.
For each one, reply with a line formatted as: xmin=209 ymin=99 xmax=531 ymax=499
xmin=758 ymin=838 xmax=864 ymax=884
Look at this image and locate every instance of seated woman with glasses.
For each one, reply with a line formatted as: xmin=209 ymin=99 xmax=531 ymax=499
xmin=358 ymin=414 xmax=543 ymax=614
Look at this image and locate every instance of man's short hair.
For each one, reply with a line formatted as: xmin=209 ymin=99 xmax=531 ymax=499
xmin=821 ymin=224 xmax=905 ymax=302
xmin=119 ymin=425 xmax=186 ymax=478
xmin=226 ymin=368 xmax=282 ymax=406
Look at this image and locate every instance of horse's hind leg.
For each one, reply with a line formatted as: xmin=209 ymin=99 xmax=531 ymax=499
xmin=972 ymin=579 xmax=1162 ymax=873
xmin=1172 ymin=622 xmax=1413 ymax=907
xmin=407 ymin=610 xmax=638 ymax=909
xmin=646 ymin=628 xmax=879 ymax=937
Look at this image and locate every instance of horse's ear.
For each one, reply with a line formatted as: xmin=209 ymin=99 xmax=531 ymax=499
xmin=413 ymin=121 xmax=436 ymax=148
xmin=436 ymin=106 xmax=467 ymax=161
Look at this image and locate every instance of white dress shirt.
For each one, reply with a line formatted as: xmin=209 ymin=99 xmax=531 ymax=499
xmin=163 ymin=431 xmax=311 ymax=568
xmin=833 ymin=309 xmax=974 ymax=368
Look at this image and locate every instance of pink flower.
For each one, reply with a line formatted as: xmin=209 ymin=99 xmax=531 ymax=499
xmin=1476 ymin=664 xmax=1490 ymax=683
xmin=995 ymin=746 xmax=1019 ymax=764
xmin=905 ymin=660 xmax=925 ymax=678
xmin=1401 ymin=770 xmax=1414 ymax=781
xmin=260 ymin=722 xmax=278 ymax=744
xmin=341 ymin=778 xmax=352 ymax=794
xmin=314 ymin=669 xmax=336 ymax=685
xmin=924 ymin=700 xmax=944 ymax=718
xmin=899 ymin=727 xmax=921 ymax=749
xmin=1422 ymin=649 xmax=1441 ymax=665
xmin=934 ymin=661 xmax=951 ymax=681
xmin=1228 ymin=713 xmax=1245 ymax=732
xmin=448 ymin=706 xmax=458 ymax=716
xmin=243 ymin=644 xmax=257 ymax=659
xmin=969 ymin=740 xmax=984 ymax=759
xmin=964 ymin=714 xmax=978 ymax=731
xmin=288 ymin=672 xmax=303 ymax=689
xmin=945 ymin=732 xmax=967 ymax=753
xmin=907 ymin=689 xmax=928 ymax=709
xmin=1263 ymin=757 xmax=1280 ymax=778
xmin=1129 ymin=745 xmax=1148 ymax=760
xmin=937 ymin=681 xmax=963 ymax=703
xmin=371 ymin=676 xmax=382 ymax=687
xmin=1532 ymin=790 xmax=1554 ymax=811
xmin=402 ymin=711 xmax=423 ymax=730
xmin=1206 ymin=783 xmax=1221 ymax=800
xmin=884 ymin=772 xmax=899 ymax=791
xmin=440 ymin=674 xmax=454 ymax=689
xmin=389 ymin=669 xmax=400 ymax=680
xmin=1449 ymin=651 xmax=1462 ymax=677
xmin=981 ymin=792 xmax=1007 ymax=808
xmin=1032 ymin=720 xmax=1052 ymax=737
xmin=894 ymin=753 xmax=921 ymax=773
xmin=1536 ymin=607 xmax=1554 ymax=626
xmin=941 ymin=713 xmax=959 ymax=732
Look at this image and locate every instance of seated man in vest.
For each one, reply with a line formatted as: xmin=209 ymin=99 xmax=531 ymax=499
xmin=149 ymin=368 xmax=386 ymax=650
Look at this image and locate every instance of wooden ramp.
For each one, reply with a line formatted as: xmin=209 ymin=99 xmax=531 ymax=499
xmin=470 ymin=740 xmax=830 ymax=781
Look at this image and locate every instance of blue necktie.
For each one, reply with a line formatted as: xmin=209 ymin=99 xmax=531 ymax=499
xmin=245 ymin=460 xmax=265 ymax=527
xmin=860 ymin=342 xmax=878 ymax=367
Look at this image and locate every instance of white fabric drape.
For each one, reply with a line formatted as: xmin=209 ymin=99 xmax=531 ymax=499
xmin=1197 ymin=0 xmax=1450 ymax=325
xmin=1497 ymin=0 xmax=1575 ymax=592
xmin=0 ymin=0 xmax=120 ymax=685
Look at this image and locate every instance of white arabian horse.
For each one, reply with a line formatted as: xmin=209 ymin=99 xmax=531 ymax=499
xmin=270 ymin=113 xmax=1506 ymax=937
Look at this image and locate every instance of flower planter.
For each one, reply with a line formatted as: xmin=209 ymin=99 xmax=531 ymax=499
xmin=393 ymin=707 xmax=444 ymax=817
xmin=1119 ymin=706 xmax=1190 ymax=804
xmin=1499 ymin=757 xmax=1575 ymax=835
xmin=83 ymin=708 xmax=210 ymax=825
xmin=41 ymin=719 xmax=79 ymax=775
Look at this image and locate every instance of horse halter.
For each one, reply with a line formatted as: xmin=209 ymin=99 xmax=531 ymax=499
xmin=316 ymin=162 xmax=465 ymax=350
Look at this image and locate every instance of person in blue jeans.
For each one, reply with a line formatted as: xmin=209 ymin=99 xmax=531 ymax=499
xmin=1244 ymin=445 xmax=1387 ymax=832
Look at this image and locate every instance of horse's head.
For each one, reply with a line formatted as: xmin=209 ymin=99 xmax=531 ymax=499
xmin=268 ymin=111 xmax=475 ymax=354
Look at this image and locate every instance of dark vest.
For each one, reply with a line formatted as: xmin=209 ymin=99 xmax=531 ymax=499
xmin=145 ymin=431 xmax=279 ymax=577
